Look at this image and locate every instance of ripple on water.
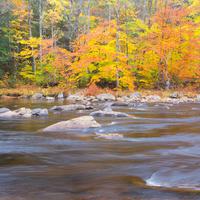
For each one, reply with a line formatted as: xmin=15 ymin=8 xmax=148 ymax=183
xmin=95 ymin=133 xmax=124 ymax=140
xmin=146 ymin=168 xmax=200 ymax=191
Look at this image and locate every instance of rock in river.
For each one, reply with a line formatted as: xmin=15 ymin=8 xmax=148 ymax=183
xmin=0 ymin=107 xmax=32 ymax=118
xmin=96 ymin=93 xmax=116 ymax=101
xmin=196 ymin=94 xmax=200 ymax=102
xmin=111 ymin=102 xmax=129 ymax=107
xmin=32 ymin=108 xmax=48 ymax=116
xmin=66 ymin=94 xmax=84 ymax=102
xmin=145 ymin=95 xmax=161 ymax=102
xmin=90 ymin=107 xmax=129 ymax=117
xmin=0 ymin=107 xmax=10 ymax=113
xmin=50 ymin=104 xmax=86 ymax=112
xmin=31 ymin=93 xmax=44 ymax=100
xmin=43 ymin=116 xmax=101 ymax=132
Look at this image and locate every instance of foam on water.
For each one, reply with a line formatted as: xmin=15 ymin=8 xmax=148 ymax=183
xmin=146 ymin=168 xmax=200 ymax=191
xmin=95 ymin=133 xmax=124 ymax=140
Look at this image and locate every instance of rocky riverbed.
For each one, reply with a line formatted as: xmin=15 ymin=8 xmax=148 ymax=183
xmin=0 ymin=95 xmax=200 ymax=199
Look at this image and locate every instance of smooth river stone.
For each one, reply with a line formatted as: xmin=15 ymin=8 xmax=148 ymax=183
xmin=43 ymin=116 xmax=101 ymax=132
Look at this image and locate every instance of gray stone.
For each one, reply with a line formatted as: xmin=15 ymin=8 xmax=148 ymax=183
xmin=0 ymin=107 xmax=10 ymax=113
xmin=0 ymin=111 xmax=19 ymax=118
xmin=130 ymin=92 xmax=142 ymax=99
xmin=15 ymin=107 xmax=32 ymax=118
xmin=169 ymin=92 xmax=181 ymax=99
xmin=96 ymin=93 xmax=116 ymax=101
xmin=46 ymin=96 xmax=55 ymax=101
xmin=50 ymin=104 xmax=86 ymax=112
xmin=146 ymin=95 xmax=161 ymax=102
xmin=32 ymin=108 xmax=48 ymax=116
xmin=111 ymin=102 xmax=129 ymax=107
xmin=66 ymin=94 xmax=84 ymax=101
xmin=90 ymin=107 xmax=129 ymax=117
xmin=0 ymin=107 xmax=32 ymax=118
xmin=31 ymin=93 xmax=44 ymax=100
xmin=43 ymin=116 xmax=101 ymax=132
xmin=57 ymin=92 xmax=64 ymax=99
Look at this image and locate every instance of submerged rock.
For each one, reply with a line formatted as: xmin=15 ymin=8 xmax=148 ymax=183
xmin=90 ymin=107 xmax=129 ymax=117
xmin=43 ymin=116 xmax=101 ymax=132
xmin=0 ymin=107 xmax=10 ymax=113
xmin=96 ymin=93 xmax=116 ymax=101
xmin=50 ymin=104 xmax=86 ymax=112
xmin=111 ymin=102 xmax=129 ymax=107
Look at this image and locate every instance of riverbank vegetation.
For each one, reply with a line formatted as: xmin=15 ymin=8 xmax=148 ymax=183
xmin=0 ymin=0 xmax=200 ymax=91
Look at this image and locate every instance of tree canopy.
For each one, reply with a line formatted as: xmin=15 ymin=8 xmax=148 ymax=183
xmin=0 ymin=0 xmax=199 ymax=90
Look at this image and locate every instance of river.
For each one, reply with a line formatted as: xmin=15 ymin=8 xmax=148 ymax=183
xmin=0 ymin=99 xmax=200 ymax=199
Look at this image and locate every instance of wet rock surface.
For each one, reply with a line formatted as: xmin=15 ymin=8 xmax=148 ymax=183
xmin=50 ymin=104 xmax=87 ymax=112
xmin=31 ymin=93 xmax=44 ymax=100
xmin=43 ymin=116 xmax=101 ymax=132
xmin=90 ymin=107 xmax=129 ymax=117
xmin=0 ymin=107 xmax=10 ymax=113
xmin=96 ymin=93 xmax=116 ymax=101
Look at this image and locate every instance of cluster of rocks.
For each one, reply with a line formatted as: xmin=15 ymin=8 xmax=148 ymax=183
xmin=2 ymin=91 xmax=200 ymax=104
xmin=65 ymin=92 xmax=200 ymax=104
xmin=31 ymin=92 xmax=65 ymax=101
xmin=0 ymin=107 xmax=48 ymax=119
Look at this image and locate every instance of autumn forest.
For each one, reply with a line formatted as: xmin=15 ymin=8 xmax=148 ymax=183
xmin=0 ymin=0 xmax=200 ymax=91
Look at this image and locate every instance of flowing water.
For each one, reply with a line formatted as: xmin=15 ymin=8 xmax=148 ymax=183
xmin=0 ymin=99 xmax=200 ymax=199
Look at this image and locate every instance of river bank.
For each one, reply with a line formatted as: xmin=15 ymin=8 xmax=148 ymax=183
xmin=0 ymin=86 xmax=200 ymax=104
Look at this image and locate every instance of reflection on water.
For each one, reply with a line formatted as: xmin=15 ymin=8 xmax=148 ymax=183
xmin=0 ymin=99 xmax=200 ymax=199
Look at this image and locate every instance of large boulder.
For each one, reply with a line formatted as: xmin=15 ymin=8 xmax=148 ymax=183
xmin=96 ymin=93 xmax=116 ymax=101
xmin=90 ymin=107 xmax=129 ymax=117
xmin=43 ymin=116 xmax=101 ymax=132
xmin=31 ymin=93 xmax=44 ymax=100
xmin=0 ymin=107 xmax=10 ymax=113
xmin=50 ymin=104 xmax=86 ymax=112
xmin=32 ymin=108 xmax=48 ymax=116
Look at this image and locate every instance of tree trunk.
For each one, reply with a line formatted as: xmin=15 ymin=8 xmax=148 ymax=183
xmin=115 ymin=0 xmax=120 ymax=88
xmin=39 ymin=0 xmax=43 ymax=65
xmin=28 ymin=0 xmax=36 ymax=74
xmin=87 ymin=0 xmax=91 ymax=33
